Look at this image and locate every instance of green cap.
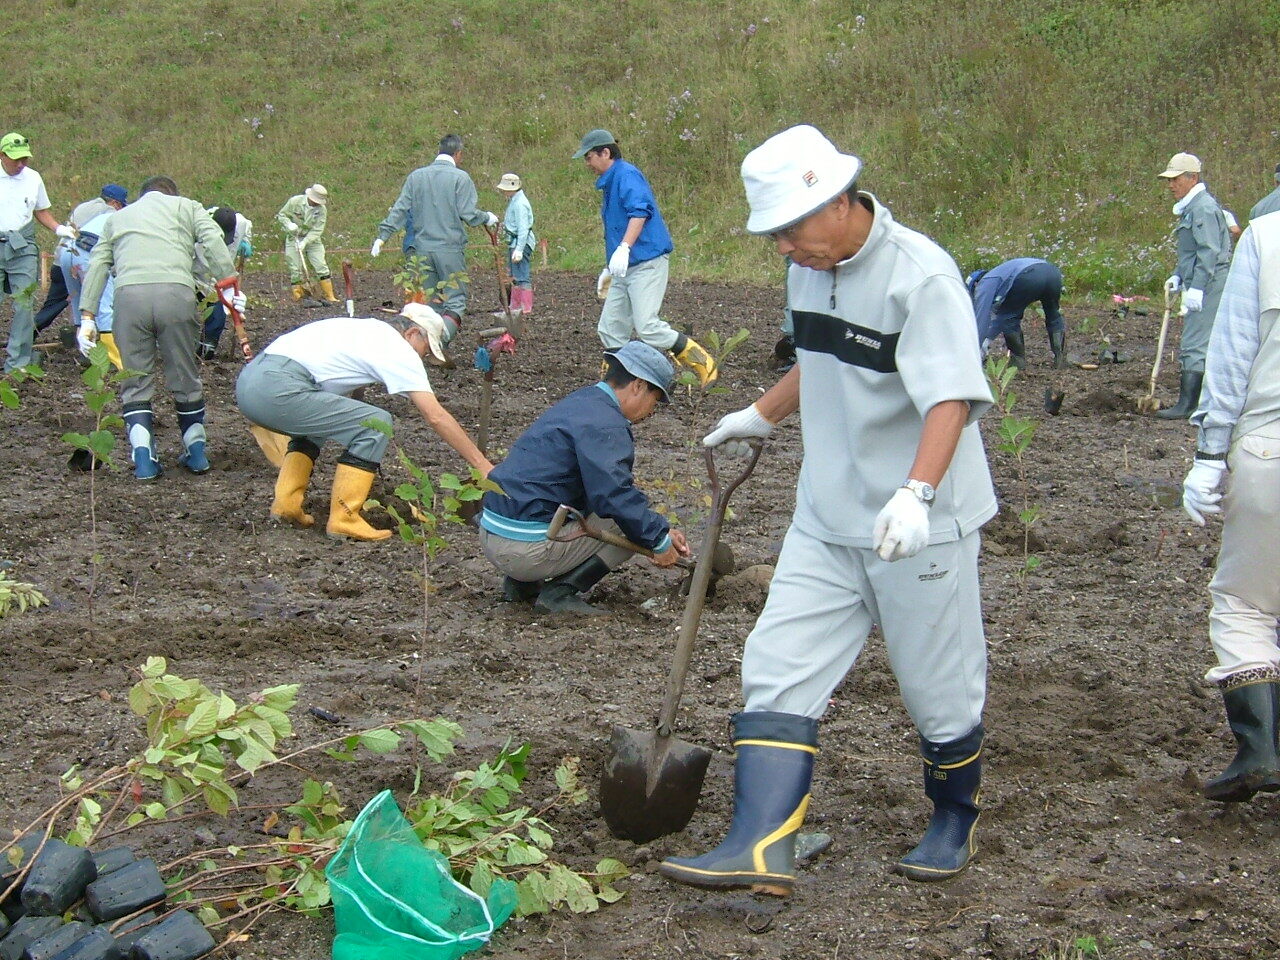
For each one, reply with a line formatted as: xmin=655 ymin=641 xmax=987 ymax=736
xmin=1 ymin=132 xmax=32 ymax=160
xmin=572 ymin=128 xmax=616 ymax=159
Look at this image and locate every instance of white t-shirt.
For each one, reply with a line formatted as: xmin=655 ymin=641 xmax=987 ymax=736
xmin=0 ymin=167 xmax=50 ymax=232
xmin=263 ymin=316 xmax=433 ymax=396
xmin=789 ymin=193 xmax=997 ymax=547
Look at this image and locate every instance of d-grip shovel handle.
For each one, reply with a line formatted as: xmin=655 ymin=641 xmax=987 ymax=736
xmin=547 ymin=505 xmax=694 ymax=571
xmin=656 ymin=439 xmax=764 ymax=737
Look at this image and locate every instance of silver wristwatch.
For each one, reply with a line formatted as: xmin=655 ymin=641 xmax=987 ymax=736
xmin=902 ymin=479 xmax=935 ymax=506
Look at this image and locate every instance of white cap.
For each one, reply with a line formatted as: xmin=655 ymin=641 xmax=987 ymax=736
xmin=398 ymin=303 xmax=447 ymax=363
xmin=305 ymin=183 xmax=329 ymax=205
xmin=741 ymin=125 xmax=862 ymax=235
xmin=1157 ymin=153 xmax=1201 ymax=179
xmin=496 ymin=173 xmax=522 ymax=191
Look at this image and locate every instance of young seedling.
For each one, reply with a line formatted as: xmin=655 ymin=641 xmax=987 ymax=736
xmin=985 ymin=355 xmax=1043 ymax=584
xmin=0 ymin=564 xmax=48 ymax=617
xmin=0 ymin=363 xmax=44 ymax=411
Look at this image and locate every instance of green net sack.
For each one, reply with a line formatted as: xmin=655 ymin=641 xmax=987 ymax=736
xmin=327 ymin=790 xmax=517 ymax=960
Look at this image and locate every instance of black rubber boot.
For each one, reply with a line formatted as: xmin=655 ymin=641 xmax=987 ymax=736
xmin=1004 ymin=331 xmax=1026 ymax=369
xmin=501 ymin=576 xmax=540 ymax=603
xmin=1203 ymin=678 xmax=1280 ymax=802
xmin=897 ymin=724 xmax=983 ymax=881
xmin=1048 ymin=328 xmax=1068 ymax=369
xmin=534 ymin=556 xmax=611 ymax=615
xmin=1155 ymin=370 xmax=1204 ymax=420
xmin=659 ymin=711 xmax=818 ymax=896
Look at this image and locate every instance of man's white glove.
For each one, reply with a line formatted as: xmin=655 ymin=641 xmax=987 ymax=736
xmin=284 ymin=221 xmax=299 ymax=234
xmin=608 ymin=242 xmax=631 ymax=279
xmin=1182 ymin=287 xmax=1204 ymax=314
xmin=702 ymin=403 xmax=774 ymax=457
xmin=511 ymin=248 xmax=523 ymax=263
xmin=231 ymin=290 xmax=247 ymax=315
xmin=55 ymin=224 xmax=76 ymax=240
xmin=1165 ymin=274 xmax=1182 ymax=294
xmin=370 ymin=238 xmax=384 ymax=257
xmin=486 ymin=212 xmax=499 ymax=228
xmin=872 ymin=487 xmax=931 ymax=562
xmin=76 ymin=315 xmax=97 ymax=356
xmin=596 ymin=269 xmax=612 ymax=300
xmin=1182 ymin=458 xmax=1227 ymax=526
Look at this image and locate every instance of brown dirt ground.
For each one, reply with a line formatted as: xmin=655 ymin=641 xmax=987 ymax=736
xmin=0 ymin=266 xmax=1272 ymax=960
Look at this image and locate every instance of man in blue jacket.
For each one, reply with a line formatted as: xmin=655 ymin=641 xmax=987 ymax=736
xmin=966 ymin=257 xmax=1066 ymax=369
xmin=573 ymin=129 xmax=718 ymax=387
xmin=478 ymin=340 xmax=690 ymax=615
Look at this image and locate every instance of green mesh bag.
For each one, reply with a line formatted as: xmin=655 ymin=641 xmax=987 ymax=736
xmin=326 ymin=790 xmax=517 ymax=960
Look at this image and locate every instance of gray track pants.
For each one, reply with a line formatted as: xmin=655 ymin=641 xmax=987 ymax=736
xmin=1 ymin=234 xmax=39 ymax=372
xmin=741 ymin=523 xmax=987 ymax=743
xmin=597 ymin=255 xmax=679 ymax=351
xmin=477 ymin=519 xmax=633 ymax=582
xmin=1180 ymin=269 xmax=1228 ymax=374
xmin=235 ymin=354 xmax=391 ymax=464
xmin=114 ymin=283 xmax=201 ymax=407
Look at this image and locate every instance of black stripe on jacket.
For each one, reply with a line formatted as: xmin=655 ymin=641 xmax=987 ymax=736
xmin=793 ymin=310 xmax=899 ymax=373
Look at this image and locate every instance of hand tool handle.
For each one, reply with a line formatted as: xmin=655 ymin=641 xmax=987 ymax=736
xmin=215 ymin=277 xmax=253 ymax=361
xmin=1148 ymin=288 xmax=1174 ymax=396
xmin=342 ymin=260 xmax=355 ymax=318
xmin=548 ymin=504 xmax=693 ymax=569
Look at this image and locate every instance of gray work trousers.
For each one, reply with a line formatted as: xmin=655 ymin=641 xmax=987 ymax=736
xmin=477 ymin=519 xmax=633 ymax=583
xmin=1 ymin=237 xmax=40 ymax=372
xmin=113 ymin=283 xmax=201 ymax=407
xmin=1179 ymin=269 xmax=1228 ymax=374
xmin=597 ymin=254 xmax=679 ymax=351
xmin=741 ymin=523 xmax=987 ymax=743
xmin=235 ymin=353 xmax=392 ymax=464
xmin=417 ymin=245 xmax=469 ymax=318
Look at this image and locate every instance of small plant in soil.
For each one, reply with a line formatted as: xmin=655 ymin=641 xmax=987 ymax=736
xmin=0 ymin=362 xmax=44 ymax=411
xmin=0 ymin=564 xmax=48 ymax=617
xmin=985 ymin=354 xmax=1042 ymax=582
xmin=393 ymin=255 xmax=467 ymax=307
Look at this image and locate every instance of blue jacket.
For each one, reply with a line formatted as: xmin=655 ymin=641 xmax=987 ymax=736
xmin=970 ymin=258 xmax=1043 ymax=340
xmin=596 ymin=160 xmax=673 ymax=265
xmin=480 ymin=383 xmax=671 ymax=551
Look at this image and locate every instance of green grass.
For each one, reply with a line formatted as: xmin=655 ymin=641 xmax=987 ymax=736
xmin=8 ymin=0 xmax=1280 ymax=296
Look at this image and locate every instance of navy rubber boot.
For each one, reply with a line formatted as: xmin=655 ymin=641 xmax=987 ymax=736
xmin=534 ymin=556 xmax=611 ymax=616
xmin=176 ymin=401 xmax=209 ymax=474
xmin=897 ymin=724 xmax=983 ymax=881
xmin=122 ymin=404 xmax=161 ymax=481
xmin=1203 ymin=678 xmax=1280 ymax=802
xmin=659 ymin=712 xmax=817 ymax=897
xmin=502 ymin=577 xmax=540 ymax=603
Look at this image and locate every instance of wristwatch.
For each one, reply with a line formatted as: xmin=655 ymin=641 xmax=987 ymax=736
xmin=902 ymin=479 xmax=935 ymax=506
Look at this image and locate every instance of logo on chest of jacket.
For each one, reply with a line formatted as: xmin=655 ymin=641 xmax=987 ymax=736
xmin=843 ymin=329 xmax=882 ymax=350
xmin=918 ymin=562 xmax=949 ymax=582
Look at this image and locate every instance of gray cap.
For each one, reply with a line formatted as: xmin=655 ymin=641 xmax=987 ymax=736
xmin=573 ymin=128 xmax=617 ymax=159
xmin=605 ymin=341 xmax=674 ymax=403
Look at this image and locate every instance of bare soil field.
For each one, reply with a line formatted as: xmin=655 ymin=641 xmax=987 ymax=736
xmin=0 ymin=266 xmax=1270 ymax=960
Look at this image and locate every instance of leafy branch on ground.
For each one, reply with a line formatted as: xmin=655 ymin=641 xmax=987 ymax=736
xmin=986 ymin=354 xmax=1042 ymax=582
xmin=0 ymin=564 xmax=48 ymax=618
xmin=0 ymin=363 xmax=44 ymax=412
xmin=393 ymin=257 xmax=467 ymax=305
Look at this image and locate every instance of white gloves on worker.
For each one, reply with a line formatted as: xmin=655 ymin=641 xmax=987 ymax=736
xmin=284 ymin=221 xmax=299 ymax=234
xmin=369 ymin=238 xmax=384 ymax=257
xmin=1165 ymin=275 xmax=1182 ymax=294
xmin=76 ymin=315 xmax=97 ymax=356
xmin=1182 ymin=458 xmax=1227 ymax=526
xmin=1182 ymin=287 xmax=1204 ymax=314
xmin=608 ymin=242 xmax=631 ymax=279
xmin=55 ymin=224 xmax=76 ymax=240
xmin=511 ymin=248 xmax=523 ymax=263
xmin=596 ymin=269 xmax=611 ymax=300
xmin=231 ymin=290 xmax=247 ymax=314
xmin=702 ymin=403 xmax=774 ymax=457
xmin=486 ymin=212 xmax=499 ymax=228
xmin=872 ymin=487 xmax=931 ymax=562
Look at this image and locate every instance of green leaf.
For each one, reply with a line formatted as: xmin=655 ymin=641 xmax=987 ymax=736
xmin=142 ymin=657 xmax=166 ymax=679
xmin=260 ymin=684 xmax=299 ymax=712
xmin=358 ymin=728 xmax=401 ymax=754
xmin=61 ymin=431 xmax=90 ymax=450
xmin=87 ymin=429 xmax=116 ymax=459
xmin=361 ymin=416 xmax=393 ymax=438
xmin=144 ymin=802 xmax=167 ymax=820
xmin=394 ymin=483 xmax=420 ymax=502
xmin=184 ymin=699 xmax=220 ymax=739
xmin=438 ymin=473 xmax=463 ymax=490
xmin=217 ymin=692 xmax=237 ymax=721
xmin=235 ymin=738 xmax=271 ymax=774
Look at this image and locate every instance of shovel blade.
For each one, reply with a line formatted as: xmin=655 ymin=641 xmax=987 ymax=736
xmin=599 ymin=724 xmax=712 ymax=843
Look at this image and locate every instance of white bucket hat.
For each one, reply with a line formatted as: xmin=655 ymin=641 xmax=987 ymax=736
xmin=305 ymin=183 xmax=329 ymax=205
xmin=398 ymin=303 xmax=447 ymax=363
xmin=496 ymin=173 xmax=522 ymax=191
xmin=741 ymin=125 xmax=862 ymax=235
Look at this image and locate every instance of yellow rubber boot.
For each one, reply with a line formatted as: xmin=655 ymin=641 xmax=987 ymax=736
xmin=99 ymin=332 xmax=123 ymax=370
xmin=318 ymin=278 xmax=341 ymax=304
xmin=291 ymin=283 xmax=306 ymax=302
xmin=675 ymin=335 xmax=719 ymax=387
xmin=327 ymin=464 xmax=391 ymax=541
xmin=270 ymin=451 xmax=315 ymax=528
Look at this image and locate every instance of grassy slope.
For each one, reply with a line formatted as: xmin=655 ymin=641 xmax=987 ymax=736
xmin=6 ymin=0 xmax=1280 ymax=295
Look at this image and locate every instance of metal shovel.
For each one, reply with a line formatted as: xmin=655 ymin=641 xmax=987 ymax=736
xmin=1138 ymin=288 xmax=1175 ymax=414
xmin=598 ymin=440 xmax=764 ymax=843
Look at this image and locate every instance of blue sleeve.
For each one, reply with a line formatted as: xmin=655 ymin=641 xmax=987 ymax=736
xmin=574 ymin=424 xmax=670 ymax=550
xmin=617 ymin=167 xmax=657 ymax=222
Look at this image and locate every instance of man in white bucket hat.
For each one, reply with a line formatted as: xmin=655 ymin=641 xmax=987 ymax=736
xmin=660 ymin=125 xmax=997 ymax=893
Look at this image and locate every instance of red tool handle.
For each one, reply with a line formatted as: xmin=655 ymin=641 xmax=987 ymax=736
xmin=215 ymin=277 xmax=253 ymax=361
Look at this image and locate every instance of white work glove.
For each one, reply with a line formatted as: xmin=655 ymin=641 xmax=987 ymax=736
xmin=55 ymin=224 xmax=76 ymax=240
xmin=76 ymin=315 xmax=97 ymax=356
xmin=1182 ymin=287 xmax=1204 ymax=314
xmin=702 ymin=403 xmax=774 ymax=457
xmin=1182 ymin=458 xmax=1227 ymax=526
xmin=511 ymin=248 xmax=523 ymax=263
xmin=369 ymin=238 xmax=384 ymax=257
xmin=284 ymin=221 xmax=299 ymax=234
xmin=608 ymin=242 xmax=631 ymax=279
xmin=872 ymin=487 xmax=931 ymax=562
xmin=596 ymin=268 xmax=611 ymax=299
xmin=1164 ymin=274 xmax=1181 ymax=294
xmin=486 ymin=212 xmax=499 ymax=228
xmin=231 ymin=290 xmax=247 ymax=314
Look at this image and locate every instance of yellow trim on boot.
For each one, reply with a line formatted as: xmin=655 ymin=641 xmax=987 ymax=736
xmin=327 ymin=464 xmax=391 ymax=541
xmin=751 ymin=794 xmax=809 ymax=874
xmin=291 ymin=283 xmax=306 ymax=302
xmin=932 ymin=747 xmax=983 ymax=772
xmin=271 ymin=451 xmax=315 ymax=528
xmin=675 ymin=336 xmax=719 ymax=387
xmin=318 ymin=278 xmax=340 ymax=304
xmin=734 ymin=740 xmax=818 ymax=754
